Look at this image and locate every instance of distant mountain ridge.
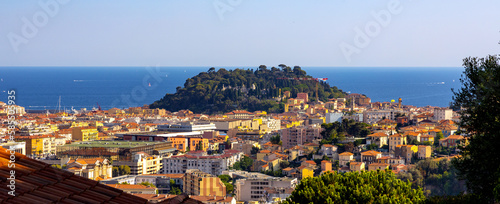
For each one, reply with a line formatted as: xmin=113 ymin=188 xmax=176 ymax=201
xmin=150 ymin=65 xmax=346 ymax=114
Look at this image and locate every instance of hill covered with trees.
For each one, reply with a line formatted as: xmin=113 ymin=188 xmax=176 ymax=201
xmin=150 ymin=65 xmax=345 ymax=113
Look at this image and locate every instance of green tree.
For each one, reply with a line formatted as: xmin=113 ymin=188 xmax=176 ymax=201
xmin=250 ymin=146 xmax=259 ymax=155
xmin=139 ymin=181 xmax=155 ymax=188
xmin=366 ymin=143 xmax=378 ymax=150
xmin=279 ymin=161 xmax=290 ymax=169
xmin=452 ymin=55 xmax=500 ymax=203
xmin=117 ymin=165 xmax=131 ymax=176
xmin=434 ymin=131 xmax=444 ymax=146
xmin=270 ymin=134 xmax=281 ymax=144
xmin=218 ymin=175 xmax=231 ymax=183
xmin=169 ymin=187 xmax=182 ymax=195
xmin=232 ymin=156 xmax=253 ymax=171
xmin=218 ymin=175 xmax=233 ymax=195
xmin=282 ymin=170 xmax=425 ymax=204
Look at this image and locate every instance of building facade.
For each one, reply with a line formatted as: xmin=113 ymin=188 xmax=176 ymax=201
xmin=280 ymin=125 xmax=322 ymax=149
xmin=234 ymin=176 xmax=297 ymax=203
xmin=162 ymin=150 xmax=243 ymax=175
xmin=184 ymin=169 xmax=226 ymax=196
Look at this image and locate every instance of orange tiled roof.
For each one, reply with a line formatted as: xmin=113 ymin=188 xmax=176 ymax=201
xmin=447 ymin=135 xmax=464 ymax=140
xmin=369 ymin=162 xmax=389 ymax=167
xmin=0 ymin=147 xmax=148 ymax=203
xmin=368 ymin=132 xmax=388 ymax=137
xmin=361 ymin=150 xmax=381 ymax=156
xmin=304 ymin=160 xmax=316 ymax=165
xmin=339 ymin=152 xmax=354 ymax=156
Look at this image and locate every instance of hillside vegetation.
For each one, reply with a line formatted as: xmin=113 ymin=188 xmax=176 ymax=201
xmin=150 ymin=65 xmax=345 ymax=113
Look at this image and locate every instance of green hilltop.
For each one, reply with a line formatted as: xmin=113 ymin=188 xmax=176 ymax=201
xmin=150 ymin=65 xmax=345 ymax=114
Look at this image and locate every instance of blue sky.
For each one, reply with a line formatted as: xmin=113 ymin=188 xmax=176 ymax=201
xmin=0 ymin=0 xmax=498 ymax=67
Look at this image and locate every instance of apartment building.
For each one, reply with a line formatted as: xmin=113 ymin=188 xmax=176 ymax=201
xmin=363 ymin=110 xmax=402 ymax=124
xmin=184 ymin=169 xmax=226 ymax=196
xmin=157 ymin=122 xmax=216 ymax=132
xmin=389 ymin=134 xmax=407 ymax=152
xmin=15 ymin=135 xmax=65 ymax=155
xmin=360 ymin=150 xmax=382 ymax=165
xmin=280 ymin=125 xmax=322 ymax=149
xmin=162 ymin=150 xmax=243 ymax=175
xmin=101 ymin=174 xmax=184 ymax=194
xmin=72 ymin=127 xmax=99 ymax=141
xmin=433 ymin=108 xmax=453 ymax=121
xmin=234 ymin=174 xmax=297 ymax=202
xmin=114 ymin=152 xmax=163 ymax=175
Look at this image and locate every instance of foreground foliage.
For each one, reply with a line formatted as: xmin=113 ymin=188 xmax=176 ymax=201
xmin=452 ymin=55 xmax=500 ymax=203
xmin=397 ymin=158 xmax=466 ymax=197
xmin=283 ymin=170 xmax=425 ymax=204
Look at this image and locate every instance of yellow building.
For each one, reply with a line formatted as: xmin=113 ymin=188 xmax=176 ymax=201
xmin=299 ymin=166 xmax=314 ymax=179
xmin=114 ymin=152 xmax=163 ymax=175
xmin=284 ymin=120 xmax=303 ymax=129
xmin=70 ymin=121 xmax=89 ymax=128
xmin=15 ymin=135 xmax=56 ymax=155
xmin=89 ymin=121 xmax=104 ymax=127
xmin=72 ymin=127 xmax=99 ymax=141
xmin=66 ymin=158 xmax=113 ymax=181
xmin=184 ymin=169 xmax=226 ymax=196
xmin=418 ymin=145 xmax=432 ymax=159
xmin=349 ymin=162 xmax=365 ymax=172
xmin=189 ymin=138 xmax=209 ymax=151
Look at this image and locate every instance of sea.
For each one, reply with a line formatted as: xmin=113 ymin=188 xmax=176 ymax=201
xmin=0 ymin=67 xmax=464 ymax=111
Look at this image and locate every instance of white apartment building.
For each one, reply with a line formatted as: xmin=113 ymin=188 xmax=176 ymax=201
xmin=325 ymin=112 xmax=344 ymax=124
xmin=1 ymin=141 xmax=26 ymax=155
xmin=363 ymin=110 xmax=402 ymax=124
xmin=433 ymin=108 xmax=453 ymax=121
xmin=162 ymin=150 xmax=243 ymax=175
xmin=114 ymin=152 xmax=163 ymax=175
xmin=261 ymin=118 xmax=281 ymax=132
xmin=157 ymin=122 xmax=216 ymax=132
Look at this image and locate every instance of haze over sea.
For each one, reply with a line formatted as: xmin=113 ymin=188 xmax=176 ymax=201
xmin=0 ymin=67 xmax=463 ymax=111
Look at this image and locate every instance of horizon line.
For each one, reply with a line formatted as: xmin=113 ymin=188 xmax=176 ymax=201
xmin=0 ymin=65 xmax=463 ymax=68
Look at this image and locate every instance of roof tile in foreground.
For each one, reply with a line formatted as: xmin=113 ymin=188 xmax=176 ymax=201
xmin=0 ymin=147 xmax=148 ymax=204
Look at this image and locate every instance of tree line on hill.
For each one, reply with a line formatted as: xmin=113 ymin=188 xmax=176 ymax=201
xmin=150 ymin=65 xmax=345 ymax=114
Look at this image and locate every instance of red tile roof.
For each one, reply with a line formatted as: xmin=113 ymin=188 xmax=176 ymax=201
xmin=0 ymin=147 xmax=148 ymax=203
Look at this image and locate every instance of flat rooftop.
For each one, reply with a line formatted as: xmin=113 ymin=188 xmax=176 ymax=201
xmin=121 ymin=131 xmax=203 ymax=137
xmin=63 ymin=140 xmax=167 ymax=148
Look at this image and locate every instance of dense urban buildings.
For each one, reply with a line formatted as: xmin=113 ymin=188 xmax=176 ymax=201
xmin=0 ymin=92 xmax=466 ymax=203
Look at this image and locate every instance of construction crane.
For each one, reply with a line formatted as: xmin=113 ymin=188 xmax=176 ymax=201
xmin=277 ymin=77 xmax=328 ymax=102
xmin=96 ymin=102 xmax=102 ymax=111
